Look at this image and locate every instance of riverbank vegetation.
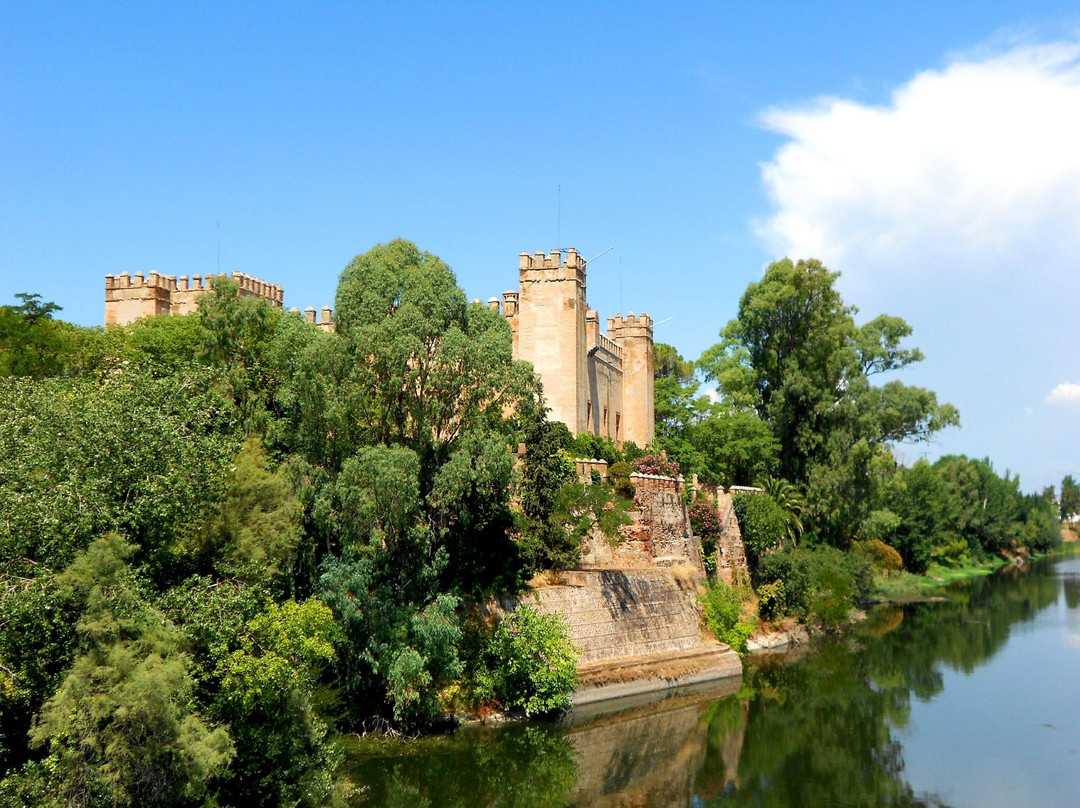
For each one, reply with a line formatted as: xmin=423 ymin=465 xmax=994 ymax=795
xmin=1 ymin=246 xmax=1073 ymax=804
xmin=658 ymin=257 xmax=1066 ymax=632
xmin=0 ymin=241 xmax=593 ymax=806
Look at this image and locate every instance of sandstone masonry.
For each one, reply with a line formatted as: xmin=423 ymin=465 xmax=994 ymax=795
xmin=496 ymin=248 xmax=655 ymax=447
xmin=104 ymin=271 xmax=285 ymax=326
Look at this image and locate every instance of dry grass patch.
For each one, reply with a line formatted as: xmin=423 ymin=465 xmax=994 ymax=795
xmin=527 ymin=569 xmax=560 ymax=588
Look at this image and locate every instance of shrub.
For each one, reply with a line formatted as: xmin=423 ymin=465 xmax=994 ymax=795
xmin=931 ymin=535 xmax=970 ymax=567
xmin=755 ymin=547 xmax=872 ymax=622
xmin=756 ymin=579 xmax=786 ymax=620
xmin=633 ymin=454 xmax=681 ymax=478
xmin=851 ymin=539 xmax=903 ymax=574
xmin=701 ymin=582 xmax=754 ymax=654
xmin=732 ymin=492 xmax=786 ymax=565
xmin=702 ymin=547 xmax=717 ymax=579
xmin=607 ymin=461 xmax=635 ymax=499
xmin=568 ymin=433 xmax=620 ymax=466
xmin=490 ymin=605 xmax=578 ymax=716
xmin=689 ymin=500 xmax=723 ymax=541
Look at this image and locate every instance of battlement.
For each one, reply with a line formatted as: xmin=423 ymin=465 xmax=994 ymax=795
xmin=518 ymin=248 xmax=586 ymax=285
xmin=591 ymin=332 xmax=624 ymax=366
xmin=607 ymin=312 xmax=653 ymax=336
xmin=501 ymin=290 xmax=519 ymax=317
xmin=105 ymin=271 xmax=284 ymax=303
xmin=104 ymin=270 xmax=284 ymax=326
xmin=575 ymin=457 xmax=609 ymax=482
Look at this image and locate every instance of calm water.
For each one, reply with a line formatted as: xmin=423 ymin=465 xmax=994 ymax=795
xmin=348 ymin=556 xmax=1080 ymax=807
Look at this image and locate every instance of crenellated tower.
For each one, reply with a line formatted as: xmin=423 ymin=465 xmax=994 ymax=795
xmin=513 ymin=249 xmax=589 ymax=434
xmin=608 ymin=312 xmax=655 ymax=447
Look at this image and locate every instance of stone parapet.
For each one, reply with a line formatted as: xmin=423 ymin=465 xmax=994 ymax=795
xmin=105 ymin=270 xmax=284 ymax=325
xmin=575 ymin=457 xmax=609 ymax=482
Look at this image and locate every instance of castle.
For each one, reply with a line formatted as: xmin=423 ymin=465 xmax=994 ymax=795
xmin=494 ymin=249 xmax=654 ymax=448
xmin=103 ymin=248 xmax=654 ymax=446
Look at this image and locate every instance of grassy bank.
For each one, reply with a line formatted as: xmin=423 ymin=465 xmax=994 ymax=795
xmin=873 ymin=541 xmax=1080 ymax=602
xmin=872 ymin=558 xmax=1009 ymax=601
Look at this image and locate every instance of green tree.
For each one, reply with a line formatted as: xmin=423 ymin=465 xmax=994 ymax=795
xmin=654 ymin=342 xmax=695 ymax=381
xmin=281 ymin=240 xmax=536 ymax=594
xmin=215 ymin=598 xmax=344 ymax=807
xmin=760 ymin=477 xmax=805 ymax=546
xmin=732 ymin=492 xmax=787 ymax=568
xmin=699 ymin=258 xmax=958 ymax=543
xmin=652 ymin=343 xmax=776 ymax=485
xmin=0 ymin=371 xmax=236 ymax=581
xmin=182 ymin=436 xmax=302 ymax=588
xmin=317 ymin=554 xmax=463 ymax=724
xmin=1061 ymin=474 xmax=1080 ymax=522
xmin=488 ymin=605 xmax=578 ymax=716
xmin=29 ymin=536 xmax=233 ymax=808
xmin=198 ymin=277 xmax=287 ymax=435
xmin=0 ymin=293 xmax=72 ymax=378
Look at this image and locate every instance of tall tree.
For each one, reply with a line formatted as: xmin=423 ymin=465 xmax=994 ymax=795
xmin=699 ymin=258 xmax=958 ymax=543
xmin=1061 ymin=474 xmax=1080 ymax=522
xmin=652 ymin=343 xmax=776 ymax=486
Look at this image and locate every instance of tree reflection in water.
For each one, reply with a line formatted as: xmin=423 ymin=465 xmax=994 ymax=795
xmin=348 ymin=559 xmax=1066 ymax=807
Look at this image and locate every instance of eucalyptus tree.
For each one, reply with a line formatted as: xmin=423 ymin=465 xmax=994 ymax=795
xmin=699 ymin=258 xmax=958 ymax=544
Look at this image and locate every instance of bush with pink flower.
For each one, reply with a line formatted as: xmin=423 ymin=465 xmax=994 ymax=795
xmin=632 ymin=454 xmax=681 ymax=478
xmin=689 ymin=499 xmax=723 ymax=541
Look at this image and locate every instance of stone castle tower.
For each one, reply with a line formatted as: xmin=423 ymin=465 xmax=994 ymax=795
xmin=498 ymin=249 xmax=654 ymax=447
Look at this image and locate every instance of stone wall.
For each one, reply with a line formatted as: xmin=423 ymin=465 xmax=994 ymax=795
xmin=104 ymin=271 xmax=284 ymax=325
xmin=528 ymin=568 xmax=705 ymax=664
xmin=580 ymin=473 xmax=704 ymax=570
xmin=713 ymin=488 xmax=750 ymax=587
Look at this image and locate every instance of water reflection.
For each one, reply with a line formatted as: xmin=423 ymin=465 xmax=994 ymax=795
xmin=349 ymin=558 xmax=1074 ymax=807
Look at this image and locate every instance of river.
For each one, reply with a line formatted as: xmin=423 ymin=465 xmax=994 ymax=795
xmin=347 ymin=555 xmax=1080 ymax=807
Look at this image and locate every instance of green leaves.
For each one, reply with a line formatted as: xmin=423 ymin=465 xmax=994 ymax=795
xmin=700 ymin=257 xmax=958 ymax=544
xmin=488 ymin=605 xmax=577 ymax=716
xmin=0 ymin=371 xmax=236 ymax=579
xmin=732 ymin=492 xmax=787 ymax=565
xmin=1061 ymin=474 xmax=1080 ymax=522
xmin=215 ymin=598 xmax=343 ymax=807
xmin=30 ymin=536 xmax=234 ymax=808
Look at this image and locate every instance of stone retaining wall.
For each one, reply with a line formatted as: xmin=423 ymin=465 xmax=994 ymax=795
xmin=528 ymin=568 xmax=705 ymax=665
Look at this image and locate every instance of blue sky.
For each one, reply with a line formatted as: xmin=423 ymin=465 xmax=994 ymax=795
xmin=3 ymin=2 xmax=1079 ymax=491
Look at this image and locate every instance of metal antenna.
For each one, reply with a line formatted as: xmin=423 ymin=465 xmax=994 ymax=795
xmin=586 ymin=246 xmax=613 ymax=263
xmin=557 ymin=185 xmax=561 ymax=249
xmin=217 ymin=221 xmax=221 ymax=273
xmin=653 ymin=316 xmax=675 ymax=326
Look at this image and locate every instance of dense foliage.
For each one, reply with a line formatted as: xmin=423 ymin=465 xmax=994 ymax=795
xmin=700 ymin=582 xmax=754 ymax=653
xmin=1 ymin=245 xmax=1072 ymax=803
xmin=0 ymin=241 xmax=587 ymax=805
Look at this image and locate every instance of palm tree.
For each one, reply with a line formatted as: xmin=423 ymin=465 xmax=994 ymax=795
xmin=759 ymin=476 xmax=805 ymax=546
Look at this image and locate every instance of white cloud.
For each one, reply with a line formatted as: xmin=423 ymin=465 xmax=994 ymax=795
xmin=756 ymin=40 xmax=1080 ymax=283
xmin=1047 ymin=382 xmax=1080 ymax=405
xmin=752 ymin=38 xmax=1080 ymax=489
